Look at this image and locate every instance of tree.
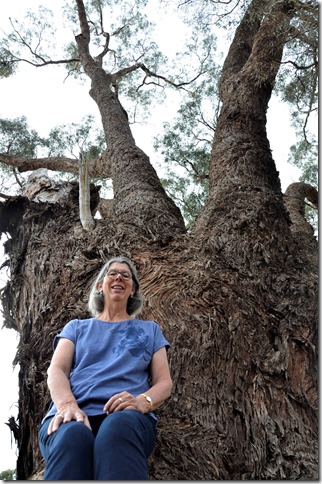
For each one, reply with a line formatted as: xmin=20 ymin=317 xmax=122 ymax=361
xmin=0 ymin=469 xmax=16 ymax=480
xmin=155 ymin=0 xmax=318 ymax=228
xmin=0 ymin=0 xmax=318 ymax=479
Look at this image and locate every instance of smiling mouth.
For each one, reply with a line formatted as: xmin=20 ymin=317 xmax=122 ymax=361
xmin=111 ymin=285 xmax=124 ymax=290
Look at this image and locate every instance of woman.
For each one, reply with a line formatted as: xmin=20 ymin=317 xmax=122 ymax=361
xmin=38 ymin=255 xmax=173 ymax=480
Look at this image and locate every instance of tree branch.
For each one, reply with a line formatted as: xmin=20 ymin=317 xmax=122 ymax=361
xmin=75 ymin=0 xmax=90 ymax=40
xmin=112 ymin=62 xmax=204 ymax=89
xmin=219 ymin=0 xmax=263 ymax=97
xmin=2 ymin=56 xmax=80 ymax=69
xmin=0 ymin=153 xmax=111 ymax=178
xmin=6 ymin=17 xmax=80 ymax=68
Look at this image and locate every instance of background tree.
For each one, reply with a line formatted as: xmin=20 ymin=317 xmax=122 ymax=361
xmin=0 ymin=0 xmax=318 ymax=480
xmin=0 ymin=468 xmax=16 ymax=480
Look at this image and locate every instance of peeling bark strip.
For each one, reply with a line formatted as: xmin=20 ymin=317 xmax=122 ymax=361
xmin=79 ymin=152 xmax=95 ymax=230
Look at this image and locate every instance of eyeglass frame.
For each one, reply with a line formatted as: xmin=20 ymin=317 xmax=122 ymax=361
xmin=105 ymin=269 xmax=132 ymax=280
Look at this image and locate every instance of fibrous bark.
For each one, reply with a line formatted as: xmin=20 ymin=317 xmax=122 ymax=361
xmin=0 ymin=0 xmax=318 ymax=480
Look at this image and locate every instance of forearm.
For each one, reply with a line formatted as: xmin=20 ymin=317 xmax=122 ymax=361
xmin=140 ymin=378 xmax=173 ymax=412
xmin=47 ymin=366 xmax=77 ymax=410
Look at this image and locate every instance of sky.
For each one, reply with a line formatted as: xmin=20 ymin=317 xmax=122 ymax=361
xmin=0 ymin=0 xmax=304 ymax=473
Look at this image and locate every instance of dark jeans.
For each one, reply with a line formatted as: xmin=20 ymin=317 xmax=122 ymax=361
xmin=38 ymin=410 xmax=157 ymax=480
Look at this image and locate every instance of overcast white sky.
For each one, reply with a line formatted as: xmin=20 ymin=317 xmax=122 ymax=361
xmin=0 ymin=0 xmax=303 ymax=473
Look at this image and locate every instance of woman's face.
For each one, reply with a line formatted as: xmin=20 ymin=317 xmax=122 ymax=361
xmin=99 ymin=262 xmax=135 ymax=306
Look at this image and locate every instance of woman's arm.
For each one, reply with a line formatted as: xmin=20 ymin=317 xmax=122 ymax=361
xmin=141 ymin=346 xmax=173 ymax=411
xmin=47 ymin=337 xmax=91 ymax=433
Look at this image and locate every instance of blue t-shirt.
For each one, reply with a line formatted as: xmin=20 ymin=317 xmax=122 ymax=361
xmin=43 ymin=318 xmax=170 ymax=420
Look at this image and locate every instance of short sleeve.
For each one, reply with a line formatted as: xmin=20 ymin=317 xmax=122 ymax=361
xmin=53 ymin=319 xmax=78 ymax=350
xmin=153 ymin=321 xmax=171 ymax=354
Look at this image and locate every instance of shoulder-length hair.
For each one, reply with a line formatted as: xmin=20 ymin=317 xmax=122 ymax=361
xmin=88 ymin=256 xmax=144 ymax=318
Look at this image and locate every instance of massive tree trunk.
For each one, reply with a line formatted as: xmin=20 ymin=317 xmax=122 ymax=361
xmin=0 ymin=0 xmax=318 ymax=480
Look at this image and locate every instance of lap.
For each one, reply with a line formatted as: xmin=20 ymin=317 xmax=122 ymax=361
xmin=102 ymin=410 xmax=155 ymax=433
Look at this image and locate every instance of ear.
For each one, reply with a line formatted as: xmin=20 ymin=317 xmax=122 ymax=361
xmin=96 ymin=282 xmax=102 ymax=291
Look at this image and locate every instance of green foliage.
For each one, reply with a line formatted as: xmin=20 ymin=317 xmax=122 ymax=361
xmin=44 ymin=115 xmax=113 ymax=196
xmin=0 ymin=468 xmax=16 ymax=480
xmin=275 ymin=1 xmax=318 ymax=152
xmin=161 ymin=171 xmax=208 ymax=230
xmin=0 ymin=7 xmax=57 ymax=77
xmin=0 ymin=117 xmax=45 ymax=157
xmin=0 ymin=115 xmax=109 ymax=196
xmin=154 ymin=81 xmax=216 ymax=227
xmin=288 ymin=133 xmax=318 ymax=234
xmin=0 ymin=115 xmax=46 ymax=194
xmin=154 ymin=26 xmax=220 ymax=226
xmin=288 ymin=135 xmax=318 ymax=189
xmin=0 ymin=47 xmax=17 ymax=77
xmin=63 ymin=42 xmax=83 ymax=78
xmin=45 ymin=115 xmax=106 ymax=159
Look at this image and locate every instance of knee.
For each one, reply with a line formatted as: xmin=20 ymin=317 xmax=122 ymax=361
xmin=104 ymin=411 xmax=141 ymax=438
xmin=55 ymin=421 xmax=94 ymax=450
xmin=41 ymin=422 xmax=94 ymax=480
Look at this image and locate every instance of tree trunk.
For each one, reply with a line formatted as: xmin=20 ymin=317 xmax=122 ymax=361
xmin=74 ymin=0 xmax=186 ymax=242
xmin=0 ymin=0 xmax=318 ymax=480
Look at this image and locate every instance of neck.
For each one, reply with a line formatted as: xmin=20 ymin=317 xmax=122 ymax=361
xmin=97 ymin=304 xmax=131 ymax=323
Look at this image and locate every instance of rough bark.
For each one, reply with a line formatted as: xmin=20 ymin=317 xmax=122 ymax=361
xmin=1 ymin=184 xmax=318 ymax=480
xmin=192 ymin=0 xmax=294 ymax=249
xmin=0 ymin=0 xmax=318 ymax=480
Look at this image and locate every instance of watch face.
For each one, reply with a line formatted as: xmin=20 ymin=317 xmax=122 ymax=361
xmin=146 ymin=396 xmax=152 ymax=403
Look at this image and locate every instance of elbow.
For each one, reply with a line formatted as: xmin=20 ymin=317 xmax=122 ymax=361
xmin=46 ymin=363 xmax=68 ymax=387
xmin=167 ymin=377 xmax=174 ymax=398
xmin=46 ymin=365 xmax=54 ymax=389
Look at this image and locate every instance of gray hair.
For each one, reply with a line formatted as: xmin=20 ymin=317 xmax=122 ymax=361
xmin=88 ymin=256 xmax=144 ymax=318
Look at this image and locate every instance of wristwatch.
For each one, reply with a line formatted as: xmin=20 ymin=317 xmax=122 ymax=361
xmin=140 ymin=393 xmax=153 ymax=411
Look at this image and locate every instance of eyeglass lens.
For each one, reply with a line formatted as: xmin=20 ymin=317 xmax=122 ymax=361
xmin=107 ymin=270 xmax=131 ymax=279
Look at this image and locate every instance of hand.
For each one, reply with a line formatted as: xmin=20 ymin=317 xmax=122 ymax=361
xmin=103 ymin=392 xmax=149 ymax=414
xmin=47 ymin=403 xmax=92 ymax=435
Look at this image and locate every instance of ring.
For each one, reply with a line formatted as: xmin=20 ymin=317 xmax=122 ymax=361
xmin=56 ymin=413 xmax=63 ymax=418
xmin=118 ymin=397 xmax=123 ymax=402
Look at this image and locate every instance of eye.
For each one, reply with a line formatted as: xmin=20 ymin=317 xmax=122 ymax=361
xmin=121 ymin=272 xmax=131 ymax=279
xmin=107 ymin=269 xmax=132 ymax=279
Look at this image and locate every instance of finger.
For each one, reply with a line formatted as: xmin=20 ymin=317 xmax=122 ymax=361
xmin=76 ymin=413 xmax=92 ymax=430
xmin=103 ymin=395 xmax=120 ymax=413
xmin=103 ymin=399 xmax=111 ymax=413
xmin=108 ymin=397 xmax=123 ymax=413
xmin=113 ymin=398 xmax=124 ymax=413
xmin=84 ymin=415 xmax=92 ymax=430
xmin=114 ymin=395 xmax=137 ymax=412
xmin=104 ymin=394 xmax=125 ymax=413
xmin=48 ymin=412 xmax=91 ymax=434
xmin=48 ymin=414 xmax=63 ymax=435
xmin=47 ymin=419 xmax=54 ymax=435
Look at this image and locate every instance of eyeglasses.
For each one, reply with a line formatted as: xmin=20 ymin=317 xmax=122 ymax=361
xmin=106 ymin=269 xmax=132 ymax=280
